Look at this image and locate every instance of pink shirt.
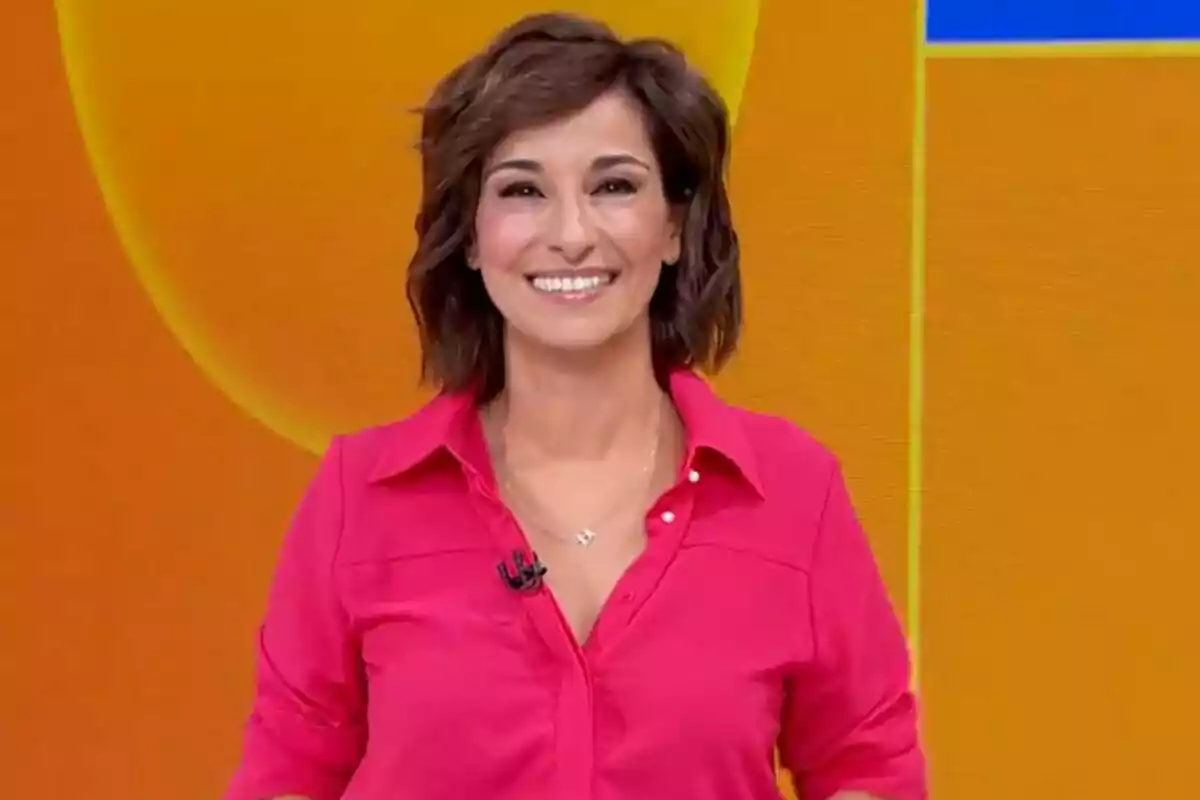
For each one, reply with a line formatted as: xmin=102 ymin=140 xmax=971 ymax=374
xmin=226 ymin=370 xmax=926 ymax=800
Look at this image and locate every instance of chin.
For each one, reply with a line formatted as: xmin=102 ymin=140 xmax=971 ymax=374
xmin=510 ymin=320 xmax=639 ymax=358
xmin=531 ymin=331 xmax=622 ymax=354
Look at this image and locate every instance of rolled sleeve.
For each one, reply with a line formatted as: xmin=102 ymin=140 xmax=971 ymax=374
xmin=780 ymin=461 xmax=927 ymax=800
xmin=225 ymin=436 xmax=366 ymax=800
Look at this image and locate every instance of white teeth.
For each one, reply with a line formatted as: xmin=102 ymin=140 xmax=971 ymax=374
xmin=530 ymin=274 xmax=610 ymax=293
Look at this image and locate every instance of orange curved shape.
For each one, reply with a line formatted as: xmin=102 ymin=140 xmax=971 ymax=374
xmin=55 ymin=1 xmax=759 ymax=453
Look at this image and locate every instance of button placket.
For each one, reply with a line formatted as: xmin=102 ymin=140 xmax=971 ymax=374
xmin=590 ymin=483 xmax=698 ymax=658
xmin=463 ymin=471 xmax=581 ymax=669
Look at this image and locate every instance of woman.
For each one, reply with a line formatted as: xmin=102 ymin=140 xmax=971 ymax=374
xmin=226 ymin=11 xmax=926 ymax=800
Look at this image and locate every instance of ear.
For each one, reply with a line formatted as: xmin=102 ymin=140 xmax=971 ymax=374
xmin=466 ymin=242 xmax=480 ymax=271
xmin=663 ymin=211 xmax=683 ymax=266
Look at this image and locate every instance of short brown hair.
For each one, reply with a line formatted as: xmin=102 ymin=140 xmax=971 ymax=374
xmin=406 ymin=12 xmax=741 ymax=401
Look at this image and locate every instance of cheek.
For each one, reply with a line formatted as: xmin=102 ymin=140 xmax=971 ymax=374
xmin=597 ymin=205 xmax=674 ymax=266
xmin=474 ymin=203 xmax=539 ymax=271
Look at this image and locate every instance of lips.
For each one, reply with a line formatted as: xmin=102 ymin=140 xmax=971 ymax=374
xmin=528 ymin=272 xmax=615 ymax=293
xmin=524 ymin=268 xmax=619 ymax=295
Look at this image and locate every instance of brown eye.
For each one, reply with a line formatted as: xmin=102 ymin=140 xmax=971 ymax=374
xmin=498 ymin=181 xmax=542 ymax=199
xmin=594 ymin=178 xmax=637 ymax=195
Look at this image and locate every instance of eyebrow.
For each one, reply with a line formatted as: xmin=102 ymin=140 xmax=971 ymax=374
xmin=484 ymin=153 xmax=651 ymax=179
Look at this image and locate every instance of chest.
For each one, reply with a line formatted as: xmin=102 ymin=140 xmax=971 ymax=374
xmin=515 ymin=510 xmax=647 ymax=645
xmin=495 ymin=453 xmax=677 ymax=645
xmin=338 ymin=494 xmax=812 ymax=743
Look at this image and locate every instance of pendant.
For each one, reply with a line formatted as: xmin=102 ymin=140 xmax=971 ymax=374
xmin=574 ymin=528 xmax=597 ymax=547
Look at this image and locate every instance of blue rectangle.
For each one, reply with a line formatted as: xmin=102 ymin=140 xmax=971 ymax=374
xmin=928 ymin=0 xmax=1200 ymax=42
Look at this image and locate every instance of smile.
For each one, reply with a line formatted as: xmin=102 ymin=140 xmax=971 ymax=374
xmin=527 ymin=272 xmax=616 ymax=294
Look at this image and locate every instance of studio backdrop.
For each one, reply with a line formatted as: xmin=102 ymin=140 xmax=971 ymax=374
xmin=4 ymin=1 xmax=1199 ymax=797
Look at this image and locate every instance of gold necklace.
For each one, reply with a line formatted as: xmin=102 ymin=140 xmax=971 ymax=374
xmin=493 ymin=400 xmax=663 ymax=548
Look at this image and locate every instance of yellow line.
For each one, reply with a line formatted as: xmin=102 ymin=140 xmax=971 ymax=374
xmin=908 ymin=0 xmax=928 ymax=689
xmin=928 ymin=39 xmax=1200 ymax=59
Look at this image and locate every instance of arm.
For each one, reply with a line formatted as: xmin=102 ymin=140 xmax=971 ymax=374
xmin=779 ymin=461 xmax=928 ymax=800
xmin=224 ymin=437 xmax=367 ymax=800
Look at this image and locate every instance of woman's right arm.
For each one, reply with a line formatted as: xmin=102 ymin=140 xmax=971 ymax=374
xmin=224 ymin=437 xmax=367 ymax=800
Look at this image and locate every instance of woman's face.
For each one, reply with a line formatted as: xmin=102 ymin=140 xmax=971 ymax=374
xmin=472 ymin=89 xmax=681 ymax=357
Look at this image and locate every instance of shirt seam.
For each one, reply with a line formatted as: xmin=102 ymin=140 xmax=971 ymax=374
xmin=329 ymin=434 xmax=353 ymax=628
xmin=678 ymin=541 xmax=812 ymax=576
xmin=806 ymin=456 xmax=840 ymax=668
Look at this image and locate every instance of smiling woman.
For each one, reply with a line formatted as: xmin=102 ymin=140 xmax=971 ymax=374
xmin=407 ymin=21 xmax=738 ymax=402
xmin=224 ymin=11 xmax=926 ymax=800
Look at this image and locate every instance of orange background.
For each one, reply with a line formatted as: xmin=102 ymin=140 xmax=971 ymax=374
xmin=3 ymin=1 xmax=1198 ymax=797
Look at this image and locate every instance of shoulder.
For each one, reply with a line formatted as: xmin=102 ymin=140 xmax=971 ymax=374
xmin=710 ymin=402 xmax=854 ymax=569
xmin=313 ymin=396 xmax=475 ymax=563
xmin=735 ymin=406 xmax=838 ymax=468
xmin=332 ymin=418 xmax=413 ymax=478
xmin=329 ymin=391 xmax=465 ymax=486
xmin=731 ymin=404 xmax=841 ymax=497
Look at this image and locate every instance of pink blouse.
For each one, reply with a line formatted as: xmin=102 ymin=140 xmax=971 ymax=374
xmin=225 ymin=370 xmax=926 ymax=800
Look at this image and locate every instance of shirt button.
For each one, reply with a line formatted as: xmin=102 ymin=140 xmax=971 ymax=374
xmin=660 ymin=510 xmax=676 ymax=524
xmin=687 ymin=469 xmax=701 ymax=484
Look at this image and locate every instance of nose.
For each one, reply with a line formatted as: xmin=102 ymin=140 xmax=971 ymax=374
xmin=547 ymin=194 xmax=596 ymax=264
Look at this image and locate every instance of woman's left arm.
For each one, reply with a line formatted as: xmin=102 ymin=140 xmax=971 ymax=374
xmin=779 ymin=460 xmax=928 ymax=800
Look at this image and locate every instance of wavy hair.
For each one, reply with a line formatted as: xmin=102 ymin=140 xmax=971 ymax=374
xmin=407 ymin=12 xmax=741 ymax=401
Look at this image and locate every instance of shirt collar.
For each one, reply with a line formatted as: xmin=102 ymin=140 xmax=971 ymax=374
xmin=368 ymin=368 xmax=763 ymax=498
xmin=666 ymin=369 xmax=764 ymax=498
xmin=367 ymin=387 xmax=490 ymax=484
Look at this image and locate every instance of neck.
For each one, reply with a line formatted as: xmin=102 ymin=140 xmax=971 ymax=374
xmin=493 ymin=325 xmax=665 ymax=462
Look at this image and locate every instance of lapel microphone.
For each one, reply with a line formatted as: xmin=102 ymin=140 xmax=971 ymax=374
xmin=497 ymin=549 xmax=548 ymax=592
